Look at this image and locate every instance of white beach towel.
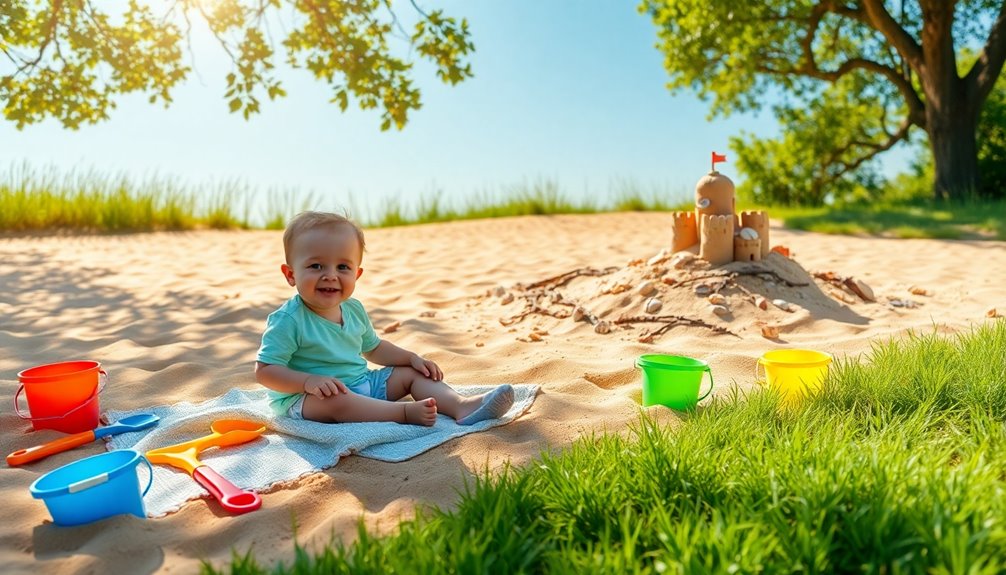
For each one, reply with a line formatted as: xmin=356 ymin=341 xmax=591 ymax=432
xmin=105 ymin=385 xmax=538 ymax=517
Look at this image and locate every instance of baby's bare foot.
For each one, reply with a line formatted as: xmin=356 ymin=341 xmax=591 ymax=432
xmin=404 ymin=398 xmax=438 ymax=426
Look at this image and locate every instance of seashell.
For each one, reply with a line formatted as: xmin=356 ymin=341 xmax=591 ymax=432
xmin=661 ymin=275 xmax=678 ymax=286
xmin=710 ymin=304 xmax=729 ymax=316
xmin=772 ymin=299 xmax=792 ymax=312
xmin=754 ymin=296 xmax=768 ymax=310
xmin=492 ymin=286 xmax=506 ymax=297
xmin=528 ymin=332 xmax=543 ymax=342
xmin=594 ymin=321 xmax=611 ymax=334
xmin=475 ymin=342 xmax=485 ymax=347
xmin=909 ymin=285 xmax=929 ymax=296
xmin=760 ymin=324 xmax=780 ymax=339
xmin=707 ymin=293 xmax=726 ymax=305
xmin=382 ymin=321 xmax=401 ymax=334
xmin=573 ymin=306 xmax=586 ymax=322
xmin=501 ymin=293 xmax=514 ymax=305
xmin=645 ymin=297 xmax=663 ymax=314
xmin=694 ymin=285 xmax=711 ymax=296
xmin=671 ymin=252 xmax=697 ymax=269
xmin=739 ymin=227 xmax=759 ymax=240
xmin=419 ymin=311 xmax=437 ymax=318
xmin=637 ymin=281 xmax=656 ymax=296
xmin=648 ymin=249 xmax=671 ymax=266
xmin=987 ymin=308 xmax=999 ymax=318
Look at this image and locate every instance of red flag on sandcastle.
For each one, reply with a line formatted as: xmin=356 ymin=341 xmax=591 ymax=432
xmin=711 ymin=151 xmax=727 ymax=171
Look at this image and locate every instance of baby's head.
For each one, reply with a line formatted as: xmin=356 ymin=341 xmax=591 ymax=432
xmin=281 ymin=212 xmax=367 ymax=313
xmin=283 ymin=211 xmax=366 ymax=266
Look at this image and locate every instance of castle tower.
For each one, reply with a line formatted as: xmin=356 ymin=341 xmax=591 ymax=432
xmin=739 ymin=210 xmax=770 ymax=258
xmin=700 ymin=214 xmax=734 ymax=265
xmin=734 ymin=237 xmax=761 ymax=261
xmin=695 ymin=171 xmax=735 ymax=236
xmin=671 ymin=211 xmax=698 ymax=252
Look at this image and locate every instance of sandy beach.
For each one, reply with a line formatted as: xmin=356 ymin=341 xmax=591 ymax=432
xmin=1 ymin=212 xmax=1003 ymax=574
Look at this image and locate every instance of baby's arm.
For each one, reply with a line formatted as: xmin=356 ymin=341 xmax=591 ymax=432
xmin=363 ymin=340 xmax=443 ymax=381
xmin=255 ymin=362 xmax=349 ymax=398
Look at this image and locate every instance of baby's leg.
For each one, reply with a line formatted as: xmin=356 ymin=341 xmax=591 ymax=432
xmin=385 ymin=367 xmax=513 ymax=424
xmin=302 ymin=391 xmax=437 ymax=426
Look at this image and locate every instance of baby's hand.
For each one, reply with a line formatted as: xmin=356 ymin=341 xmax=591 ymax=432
xmin=303 ymin=375 xmax=349 ymax=398
xmin=410 ymin=354 xmax=443 ymax=381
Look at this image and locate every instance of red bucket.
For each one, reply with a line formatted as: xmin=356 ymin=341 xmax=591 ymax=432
xmin=15 ymin=361 xmax=107 ymax=433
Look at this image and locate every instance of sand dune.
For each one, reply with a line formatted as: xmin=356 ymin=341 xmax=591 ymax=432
xmin=1 ymin=212 xmax=1003 ymax=573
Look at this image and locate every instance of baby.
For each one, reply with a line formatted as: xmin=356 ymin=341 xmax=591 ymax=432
xmin=255 ymin=211 xmax=514 ymax=425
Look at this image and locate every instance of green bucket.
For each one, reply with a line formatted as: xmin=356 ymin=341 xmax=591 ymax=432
xmin=636 ymin=354 xmax=714 ymax=410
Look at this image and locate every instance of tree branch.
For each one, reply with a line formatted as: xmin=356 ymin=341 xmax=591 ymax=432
xmin=860 ymin=0 xmax=925 ymax=73
xmin=17 ymin=0 xmax=63 ymax=74
xmin=966 ymin=1 xmax=1006 ymax=106
xmin=823 ymin=116 xmax=913 ymax=181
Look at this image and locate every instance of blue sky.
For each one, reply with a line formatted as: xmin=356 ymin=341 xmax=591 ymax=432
xmin=5 ymin=2 xmax=841 ymax=223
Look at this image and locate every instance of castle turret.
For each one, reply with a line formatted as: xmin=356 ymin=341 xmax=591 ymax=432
xmin=695 ymin=171 xmax=735 ymax=237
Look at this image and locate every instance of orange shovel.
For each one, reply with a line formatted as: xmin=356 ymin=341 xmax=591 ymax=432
xmin=146 ymin=419 xmax=265 ymax=515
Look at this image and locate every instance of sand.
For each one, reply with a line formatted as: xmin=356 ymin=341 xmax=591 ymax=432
xmin=1 ymin=212 xmax=1003 ymax=573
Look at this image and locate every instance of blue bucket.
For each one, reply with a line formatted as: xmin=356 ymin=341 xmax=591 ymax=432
xmin=29 ymin=450 xmax=153 ymax=526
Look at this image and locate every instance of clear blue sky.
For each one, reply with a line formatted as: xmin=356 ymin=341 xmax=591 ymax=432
xmin=2 ymin=1 xmax=900 ymax=223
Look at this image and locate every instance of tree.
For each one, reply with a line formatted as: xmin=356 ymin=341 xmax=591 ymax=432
xmin=641 ymin=0 xmax=1006 ymax=203
xmin=0 ymin=1 xmax=474 ymax=131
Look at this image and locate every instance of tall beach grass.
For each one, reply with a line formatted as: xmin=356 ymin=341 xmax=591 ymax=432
xmin=208 ymin=321 xmax=1006 ymax=574
xmin=4 ymin=164 xmax=1004 ymax=239
xmin=0 ymin=165 xmax=689 ymax=234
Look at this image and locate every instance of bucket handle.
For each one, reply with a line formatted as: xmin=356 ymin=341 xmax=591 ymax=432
xmin=755 ymin=358 xmax=765 ymax=385
xmin=139 ymin=455 xmax=154 ymax=497
xmin=14 ymin=369 xmax=108 ymax=422
xmin=698 ymin=366 xmax=714 ymax=402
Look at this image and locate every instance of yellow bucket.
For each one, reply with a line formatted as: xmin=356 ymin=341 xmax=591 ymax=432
xmin=756 ymin=349 xmax=832 ymax=405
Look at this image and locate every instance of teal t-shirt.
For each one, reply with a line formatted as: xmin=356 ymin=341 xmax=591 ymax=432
xmin=256 ymin=295 xmax=381 ymax=415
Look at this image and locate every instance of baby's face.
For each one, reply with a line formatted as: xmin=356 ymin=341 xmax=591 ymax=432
xmin=282 ymin=225 xmax=363 ymax=320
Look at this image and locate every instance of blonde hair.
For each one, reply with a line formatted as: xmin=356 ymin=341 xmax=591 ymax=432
xmin=283 ymin=211 xmax=366 ymax=263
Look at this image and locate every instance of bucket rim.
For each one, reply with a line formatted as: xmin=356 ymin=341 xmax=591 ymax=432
xmin=637 ymin=354 xmax=709 ymax=370
xmin=18 ymin=360 xmax=102 ymax=381
xmin=29 ymin=450 xmax=141 ymax=499
xmin=758 ymin=349 xmax=832 ymax=368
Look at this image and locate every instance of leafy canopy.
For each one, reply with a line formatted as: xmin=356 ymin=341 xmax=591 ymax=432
xmin=0 ymin=0 xmax=474 ymax=130
xmin=641 ymin=0 xmax=1006 ymax=204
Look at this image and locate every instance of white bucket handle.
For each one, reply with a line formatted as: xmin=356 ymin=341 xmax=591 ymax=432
xmin=14 ymin=369 xmax=108 ymax=421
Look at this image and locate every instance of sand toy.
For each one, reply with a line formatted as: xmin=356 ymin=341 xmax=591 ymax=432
xmin=637 ymin=354 xmax=714 ymax=410
xmin=15 ymin=360 xmax=107 ymax=433
xmin=7 ymin=413 xmax=160 ymax=466
xmin=30 ymin=450 xmax=153 ymax=526
xmin=146 ymin=419 xmax=265 ymax=515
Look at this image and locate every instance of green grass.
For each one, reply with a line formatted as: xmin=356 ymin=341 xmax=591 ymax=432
xmin=5 ymin=164 xmax=1005 ymax=240
xmin=756 ymin=199 xmax=1006 ymax=240
xmin=205 ymin=321 xmax=1006 ymax=574
xmin=0 ymin=165 xmax=691 ymax=234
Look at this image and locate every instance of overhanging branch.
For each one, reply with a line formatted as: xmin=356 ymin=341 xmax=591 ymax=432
xmin=966 ymin=1 xmax=1006 ymax=106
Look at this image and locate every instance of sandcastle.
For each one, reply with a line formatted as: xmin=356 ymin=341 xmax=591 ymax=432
xmin=671 ymin=153 xmax=770 ymax=266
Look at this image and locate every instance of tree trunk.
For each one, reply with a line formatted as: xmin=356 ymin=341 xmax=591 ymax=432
xmin=927 ymin=110 xmax=979 ymax=201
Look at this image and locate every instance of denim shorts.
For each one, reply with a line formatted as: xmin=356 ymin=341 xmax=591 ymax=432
xmin=286 ymin=366 xmax=394 ymax=419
